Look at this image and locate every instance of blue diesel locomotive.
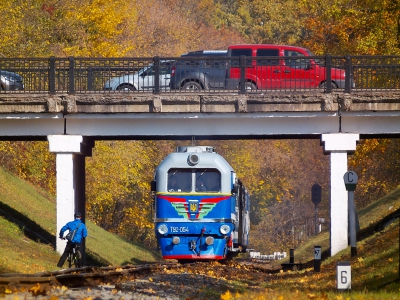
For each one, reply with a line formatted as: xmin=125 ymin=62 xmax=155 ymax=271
xmin=151 ymin=146 xmax=250 ymax=261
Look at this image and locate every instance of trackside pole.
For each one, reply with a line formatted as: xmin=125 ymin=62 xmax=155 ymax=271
xmin=343 ymin=171 xmax=358 ymax=257
xmin=314 ymin=245 xmax=321 ymax=272
xmin=311 ymin=183 xmax=322 ymax=235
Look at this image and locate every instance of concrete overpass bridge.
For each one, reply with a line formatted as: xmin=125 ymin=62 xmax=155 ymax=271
xmin=1 ymin=54 xmax=400 ymax=257
xmin=2 ymin=90 xmax=399 ymax=257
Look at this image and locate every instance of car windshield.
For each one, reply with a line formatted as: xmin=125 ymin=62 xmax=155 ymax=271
xmin=137 ymin=61 xmax=173 ymax=76
xmin=137 ymin=65 xmax=153 ymax=76
xmin=306 ymin=50 xmax=323 ymax=66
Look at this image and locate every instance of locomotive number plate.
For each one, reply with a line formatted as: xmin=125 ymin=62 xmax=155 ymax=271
xmin=170 ymin=226 xmax=189 ymax=233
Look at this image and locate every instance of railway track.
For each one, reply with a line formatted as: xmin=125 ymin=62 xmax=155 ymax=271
xmin=0 ymin=263 xmax=178 ymax=294
xmin=0 ymin=260 xmax=281 ymax=298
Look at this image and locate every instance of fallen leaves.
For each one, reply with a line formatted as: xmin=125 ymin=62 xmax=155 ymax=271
xmin=29 ymin=283 xmax=47 ymax=296
xmin=221 ymin=290 xmax=233 ymax=300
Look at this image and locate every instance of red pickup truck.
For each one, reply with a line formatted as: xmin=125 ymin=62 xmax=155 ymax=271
xmin=225 ymin=44 xmax=350 ymax=90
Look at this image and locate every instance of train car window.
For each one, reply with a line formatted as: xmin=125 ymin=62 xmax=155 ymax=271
xmin=168 ymin=169 xmax=192 ymax=192
xmin=195 ymin=169 xmax=221 ymax=192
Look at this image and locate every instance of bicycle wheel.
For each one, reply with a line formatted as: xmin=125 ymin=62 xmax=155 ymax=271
xmin=67 ymin=252 xmax=73 ymax=268
xmin=73 ymin=249 xmax=82 ymax=268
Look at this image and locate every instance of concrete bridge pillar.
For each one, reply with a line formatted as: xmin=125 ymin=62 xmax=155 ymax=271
xmin=321 ymin=133 xmax=359 ymax=256
xmin=47 ymin=135 xmax=93 ymax=255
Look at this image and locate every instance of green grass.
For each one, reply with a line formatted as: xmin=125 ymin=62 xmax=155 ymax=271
xmin=275 ymin=186 xmax=400 ymax=265
xmin=234 ymin=187 xmax=400 ymax=299
xmin=0 ymin=166 xmax=161 ymax=274
xmin=0 ymin=167 xmax=56 ymax=236
xmin=237 ymin=219 xmax=399 ymax=300
xmin=85 ymin=221 xmax=161 ymax=265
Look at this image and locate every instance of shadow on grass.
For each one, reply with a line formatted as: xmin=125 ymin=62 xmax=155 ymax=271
xmin=121 ymin=258 xmax=156 ymax=265
xmin=377 ymin=277 xmax=400 ymax=292
xmin=0 ymin=201 xmax=55 ymax=246
xmin=0 ymin=266 xmax=16 ymax=274
xmin=358 ymin=209 xmax=400 ymax=241
xmin=283 ymin=207 xmax=399 ymax=273
xmin=85 ymin=250 xmax=111 ymax=267
xmin=0 ymin=201 xmax=109 ymax=268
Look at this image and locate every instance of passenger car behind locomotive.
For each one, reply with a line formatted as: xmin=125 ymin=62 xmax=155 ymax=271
xmin=151 ymin=146 xmax=250 ymax=261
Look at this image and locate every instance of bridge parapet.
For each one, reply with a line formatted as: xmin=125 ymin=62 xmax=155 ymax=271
xmin=1 ymin=92 xmax=400 ymax=114
xmin=2 ymin=55 xmax=400 ymax=95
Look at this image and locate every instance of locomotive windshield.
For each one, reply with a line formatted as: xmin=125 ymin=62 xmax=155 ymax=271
xmin=168 ymin=169 xmax=192 ymax=192
xmin=167 ymin=168 xmax=221 ymax=193
xmin=195 ymin=169 xmax=220 ymax=192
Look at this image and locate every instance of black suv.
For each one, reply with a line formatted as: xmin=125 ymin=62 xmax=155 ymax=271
xmin=169 ymin=50 xmax=227 ymax=90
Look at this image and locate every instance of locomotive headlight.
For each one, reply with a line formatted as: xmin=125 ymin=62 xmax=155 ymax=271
xmin=205 ymin=236 xmax=214 ymax=245
xmin=220 ymin=224 xmax=231 ymax=235
xmin=157 ymin=224 xmax=168 ymax=235
xmin=172 ymin=236 xmax=180 ymax=245
xmin=188 ymin=153 xmax=199 ymax=166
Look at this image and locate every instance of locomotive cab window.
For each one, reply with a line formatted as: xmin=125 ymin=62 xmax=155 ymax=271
xmin=195 ymin=169 xmax=221 ymax=192
xmin=168 ymin=169 xmax=192 ymax=192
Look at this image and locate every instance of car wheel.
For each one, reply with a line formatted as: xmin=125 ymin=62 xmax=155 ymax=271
xmin=318 ymin=81 xmax=338 ymax=89
xmin=116 ymin=84 xmax=135 ymax=91
xmin=182 ymin=81 xmax=202 ymax=91
xmin=245 ymin=82 xmax=257 ymax=90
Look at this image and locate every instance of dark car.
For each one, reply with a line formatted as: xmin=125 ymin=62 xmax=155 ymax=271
xmin=1 ymin=70 xmax=24 ymax=91
xmin=170 ymin=50 xmax=227 ymax=90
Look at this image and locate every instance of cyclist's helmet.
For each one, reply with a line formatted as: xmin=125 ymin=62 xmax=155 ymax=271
xmin=74 ymin=212 xmax=81 ymax=218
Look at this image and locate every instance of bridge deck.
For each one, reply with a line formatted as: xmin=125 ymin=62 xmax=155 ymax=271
xmin=1 ymin=91 xmax=400 ymax=114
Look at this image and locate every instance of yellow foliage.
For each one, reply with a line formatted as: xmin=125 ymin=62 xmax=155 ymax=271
xmin=221 ymin=290 xmax=233 ymax=300
xmin=0 ymin=141 xmax=56 ymax=195
xmin=0 ymin=0 xmax=139 ymax=57
xmin=300 ymin=0 xmax=400 ymax=54
xmin=29 ymin=283 xmax=43 ymax=296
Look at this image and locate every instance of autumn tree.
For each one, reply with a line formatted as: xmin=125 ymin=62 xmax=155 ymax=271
xmin=0 ymin=0 xmax=140 ymax=57
xmin=0 ymin=141 xmax=56 ymax=195
xmin=248 ymin=139 xmax=330 ymax=253
xmin=212 ymin=0 xmax=305 ymax=45
xmin=299 ymin=0 xmax=400 ymax=55
xmin=85 ymin=140 xmax=174 ymax=246
xmin=130 ymin=0 xmax=243 ymax=56
xmin=349 ymin=138 xmax=400 ymax=207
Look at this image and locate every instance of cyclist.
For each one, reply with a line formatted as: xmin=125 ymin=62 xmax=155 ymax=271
xmin=57 ymin=212 xmax=88 ymax=268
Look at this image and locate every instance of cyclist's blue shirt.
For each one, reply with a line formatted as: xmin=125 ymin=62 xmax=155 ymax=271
xmin=60 ymin=219 xmax=88 ymax=243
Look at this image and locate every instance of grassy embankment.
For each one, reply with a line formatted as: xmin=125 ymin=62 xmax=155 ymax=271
xmin=228 ymin=185 xmax=400 ymax=299
xmin=0 ymin=166 xmax=161 ymax=274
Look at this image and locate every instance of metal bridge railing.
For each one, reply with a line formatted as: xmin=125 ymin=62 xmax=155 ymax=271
xmin=1 ymin=55 xmax=400 ymax=94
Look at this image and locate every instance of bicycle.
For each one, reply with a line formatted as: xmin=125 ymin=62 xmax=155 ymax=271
xmin=67 ymin=243 xmax=82 ymax=268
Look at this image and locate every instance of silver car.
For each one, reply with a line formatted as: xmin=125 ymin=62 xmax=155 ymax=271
xmin=1 ymin=70 xmax=24 ymax=91
xmin=104 ymin=61 xmax=172 ymax=91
